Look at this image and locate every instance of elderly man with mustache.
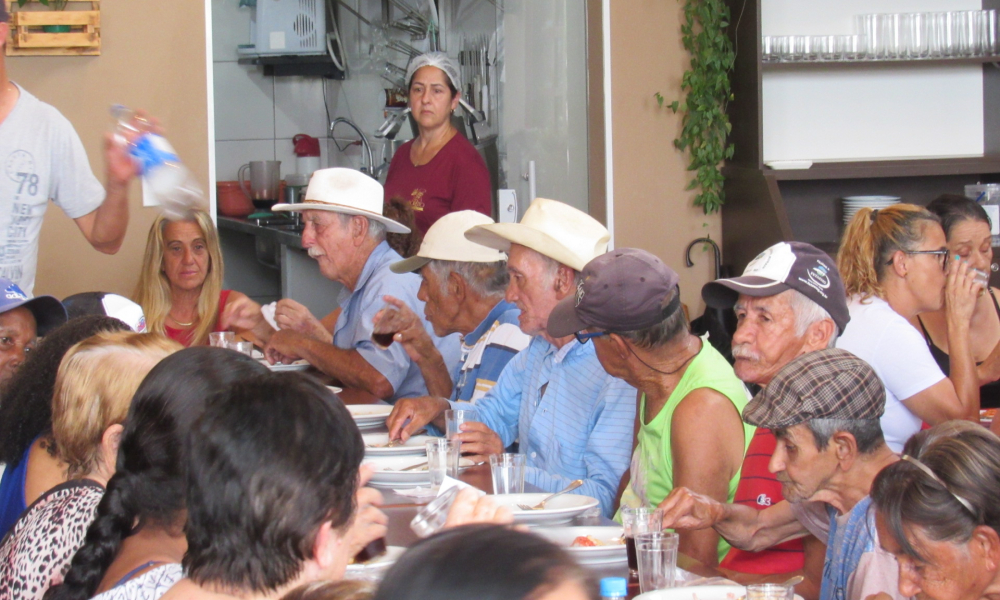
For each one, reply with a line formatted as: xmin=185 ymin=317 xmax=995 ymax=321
xmin=696 ymin=242 xmax=851 ymax=597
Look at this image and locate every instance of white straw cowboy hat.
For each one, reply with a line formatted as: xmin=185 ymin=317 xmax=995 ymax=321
xmin=272 ymin=167 xmax=410 ymax=234
xmin=391 ymin=210 xmax=506 ymax=274
xmin=465 ymin=198 xmax=609 ymax=271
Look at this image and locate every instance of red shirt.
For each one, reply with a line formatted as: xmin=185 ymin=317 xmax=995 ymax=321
xmin=719 ymin=428 xmax=805 ymax=574
xmin=383 ymin=134 xmax=492 ymax=234
xmin=164 ymin=290 xmax=232 ymax=347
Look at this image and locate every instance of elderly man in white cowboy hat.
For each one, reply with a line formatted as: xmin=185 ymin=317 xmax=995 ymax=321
xmin=221 ymin=168 xmax=459 ymax=404
xmin=386 ymin=197 xmax=637 ymax=517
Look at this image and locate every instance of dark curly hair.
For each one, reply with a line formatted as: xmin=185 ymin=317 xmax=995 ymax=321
xmin=0 ymin=316 xmax=131 ymax=467
xmin=384 ymin=197 xmax=423 ymax=258
xmin=44 ymin=348 xmax=269 ymax=600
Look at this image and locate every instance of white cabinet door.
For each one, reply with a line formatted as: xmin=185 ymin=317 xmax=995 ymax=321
xmin=501 ymin=0 xmax=590 ymax=215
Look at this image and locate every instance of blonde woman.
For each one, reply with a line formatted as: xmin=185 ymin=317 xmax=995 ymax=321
xmin=0 ymin=331 xmax=180 ymax=600
xmin=134 ymin=210 xmax=249 ymax=346
xmin=835 ymin=204 xmax=981 ymax=452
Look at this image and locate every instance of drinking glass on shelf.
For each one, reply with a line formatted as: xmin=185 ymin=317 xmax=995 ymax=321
xmin=636 ymin=532 xmax=679 ymax=593
xmin=929 ymin=12 xmax=949 ymax=57
xmin=984 ymin=10 xmax=998 ymax=56
xmin=956 ymin=10 xmax=982 ymax=57
xmin=772 ymin=35 xmax=791 ymax=61
xmin=842 ymin=34 xmax=863 ymax=60
xmin=815 ymin=35 xmax=836 ymax=60
xmin=621 ymin=506 xmax=663 ymax=579
xmin=761 ymin=35 xmax=774 ymax=62
xmin=789 ymin=35 xmax=809 ymax=61
xmin=905 ymin=12 xmax=930 ymax=58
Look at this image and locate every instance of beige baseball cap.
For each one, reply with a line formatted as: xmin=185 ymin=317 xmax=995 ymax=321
xmin=464 ymin=198 xmax=609 ymax=272
xmin=390 ymin=211 xmax=506 ymax=274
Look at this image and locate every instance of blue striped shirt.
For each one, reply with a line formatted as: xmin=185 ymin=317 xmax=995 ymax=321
xmin=453 ymin=337 xmax=637 ymax=516
xmin=452 ymin=300 xmax=531 ymax=403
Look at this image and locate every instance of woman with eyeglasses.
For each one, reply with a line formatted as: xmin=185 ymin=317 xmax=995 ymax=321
xmin=836 ymin=204 xmax=981 ymax=452
xmin=914 ymin=195 xmax=1000 ymax=419
xmin=870 ymin=421 xmax=1000 ymax=600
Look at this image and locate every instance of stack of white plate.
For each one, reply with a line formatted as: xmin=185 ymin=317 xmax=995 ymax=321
xmin=842 ymin=195 xmax=900 ymax=225
xmin=347 ymin=405 xmax=392 ymax=431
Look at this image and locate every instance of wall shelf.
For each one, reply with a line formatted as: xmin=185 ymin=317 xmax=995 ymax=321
xmin=236 ymin=53 xmax=345 ymax=79
xmin=4 ymin=0 xmax=100 ymax=57
xmin=720 ymin=0 xmax=1000 ymax=272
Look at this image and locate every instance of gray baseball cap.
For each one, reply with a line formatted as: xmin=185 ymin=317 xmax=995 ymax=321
xmin=547 ymin=248 xmax=681 ymax=337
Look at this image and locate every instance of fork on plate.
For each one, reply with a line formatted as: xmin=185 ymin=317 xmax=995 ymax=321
xmin=516 ymin=479 xmax=584 ymax=510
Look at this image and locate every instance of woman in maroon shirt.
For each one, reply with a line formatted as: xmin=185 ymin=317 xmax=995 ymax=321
xmin=383 ymin=52 xmax=492 ymax=234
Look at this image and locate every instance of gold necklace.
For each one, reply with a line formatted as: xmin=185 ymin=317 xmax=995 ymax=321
xmin=169 ymin=314 xmax=195 ymax=327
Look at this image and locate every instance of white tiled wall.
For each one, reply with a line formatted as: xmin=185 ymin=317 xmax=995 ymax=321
xmin=212 ymin=0 xmax=334 ymax=183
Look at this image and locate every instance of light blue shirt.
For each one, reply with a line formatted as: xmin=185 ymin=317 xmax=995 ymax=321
xmin=334 ymin=241 xmax=460 ymax=403
xmin=453 ymin=336 xmax=637 ymax=516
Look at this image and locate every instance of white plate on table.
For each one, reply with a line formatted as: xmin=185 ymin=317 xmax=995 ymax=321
xmin=491 ymin=493 xmax=600 ymax=525
xmin=260 ymin=359 xmax=311 ymax=372
xmin=363 ymin=432 xmax=433 ymax=456
xmin=346 ymin=545 xmax=404 ymax=573
xmin=636 ymin=585 xmax=804 ymax=600
xmin=534 ymin=526 xmax=625 ymax=564
xmin=364 ymin=455 xmax=475 ymax=488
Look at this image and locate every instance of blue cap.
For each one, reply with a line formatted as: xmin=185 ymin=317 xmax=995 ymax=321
xmin=600 ymin=577 xmax=628 ymax=597
xmin=0 ymin=279 xmax=67 ymax=336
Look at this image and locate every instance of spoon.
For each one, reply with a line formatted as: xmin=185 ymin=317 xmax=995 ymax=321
xmin=517 ymin=479 xmax=584 ymax=510
xmin=782 ymin=576 xmax=804 ymax=587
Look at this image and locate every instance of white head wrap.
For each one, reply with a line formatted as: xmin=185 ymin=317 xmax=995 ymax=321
xmin=404 ymin=52 xmax=461 ymax=92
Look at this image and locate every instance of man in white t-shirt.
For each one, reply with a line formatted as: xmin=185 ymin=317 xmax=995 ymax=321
xmin=0 ymin=6 xmax=140 ymax=294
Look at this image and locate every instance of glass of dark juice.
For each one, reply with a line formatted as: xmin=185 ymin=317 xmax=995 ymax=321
xmin=371 ymin=304 xmax=402 ymax=349
xmin=621 ymin=506 xmax=663 ymax=579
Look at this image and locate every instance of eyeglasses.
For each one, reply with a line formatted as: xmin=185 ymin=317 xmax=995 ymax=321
xmin=574 ymin=331 xmax=609 ymax=344
xmin=886 ymin=249 xmax=949 ymax=270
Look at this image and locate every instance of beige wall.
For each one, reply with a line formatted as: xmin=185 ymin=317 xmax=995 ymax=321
xmin=608 ymin=0 xmax=721 ymax=315
xmin=8 ymin=1 xmax=209 ymax=299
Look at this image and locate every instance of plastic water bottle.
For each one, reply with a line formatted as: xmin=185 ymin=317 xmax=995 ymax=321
xmin=111 ymin=105 xmax=203 ymax=220
xmin=600 ymin=577 xmax=628 ymax=600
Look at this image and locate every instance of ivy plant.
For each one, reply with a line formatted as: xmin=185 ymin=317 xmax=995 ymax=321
xmin=15 ymin=0 xmax=70 ymax=9
xmin=656 ymin=0 xmax=735 ymax=215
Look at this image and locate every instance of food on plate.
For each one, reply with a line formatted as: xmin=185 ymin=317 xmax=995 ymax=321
xmin=570 ymin=534 xmax=624 ymax=547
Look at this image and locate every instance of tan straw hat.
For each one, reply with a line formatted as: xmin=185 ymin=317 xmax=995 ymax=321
xmin=391 ymin=210 xmax=506 ymax=274
xmin=464 ymin=198 xmax=609 ymax=271
xmin=272 ymin=167 xmax=410 ymax=234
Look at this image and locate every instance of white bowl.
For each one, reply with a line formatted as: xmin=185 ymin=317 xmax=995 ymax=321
xmin=490 ymin=493 xmax=600 ymax=525
xmin=533 ymin=526 xmax=626 ymax=564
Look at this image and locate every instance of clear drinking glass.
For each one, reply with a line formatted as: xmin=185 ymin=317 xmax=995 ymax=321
xmin=761 ymin=35 xmax=774 ymax=62
xmin=906 ymin=12 xmax=930 ymax=58
xmin=426 ymin=439 xmax=460 ymax=489
xmin=209 ymin=331 xmax=234 ymax=348
xmin=815 ymin=35 xmax=836 ymax=60
xmin=445 ymin=408 xmax=479 ymax=441
xmin=410 ymin=485 xmax=460 ymax=538
xmin=772 ymin=35 xmax=791 ymax=62
xmin=984 ymin=10 xmax=998 ymax=56
xmin=746 ymin=583 xmax=796 ymax=600
xmin=489 ymin=453 xmax=526 ymax=494
xmin=929 ymin=12 xmax=949 ymax=57
xmin=636 ymin=532 xmax=679 ymax=593
xmin=230 ymin=341 xmax=254 ymax=357
xmin=621 ymin=506 xmax=663 ymax=578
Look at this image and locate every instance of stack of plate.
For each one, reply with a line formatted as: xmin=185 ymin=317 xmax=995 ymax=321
xmin=489 ymin=494 xmax=600 ymax=525
xmin=347 ymin=404 xmax=392 ymax=431
xmin=842 ymin=196 xmax=900 ymax=225
xmin=533 ymin=526 xmax=626 ymax=565
xmin=363 ymin=455 xmax=475 ymax=488
xmin=362 ymin=432 xmax=433 ymax=456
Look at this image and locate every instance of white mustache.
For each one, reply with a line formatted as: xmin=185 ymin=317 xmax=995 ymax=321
xmin=307 ymin=247 xmax=324 ymax=259
xmin=732 ymin=343 xmax=762 ymax=362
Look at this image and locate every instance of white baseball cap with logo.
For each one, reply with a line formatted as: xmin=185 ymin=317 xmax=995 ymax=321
xmin=701 ymin=241 xmax=850 ymax=333
xmin=390 ymin=210 xmax=506 ymax=274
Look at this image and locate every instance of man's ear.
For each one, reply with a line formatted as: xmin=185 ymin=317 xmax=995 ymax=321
xmin=830 ymin=430 xmax=859 ymax=468
xmin=608 ymin=333 xmax=631 ymax=361
xmin=448 ymin=270 xmax=466 ymax=303
xmin=312 ymin=521 xmax=345 ymax=570
xmin=803 ymin=319 xmax=837 ymax=353
xmin=351 ymin=215 xmax=369 ymax=246
xmin=553 ymin=265 xmax=576 ymax=298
